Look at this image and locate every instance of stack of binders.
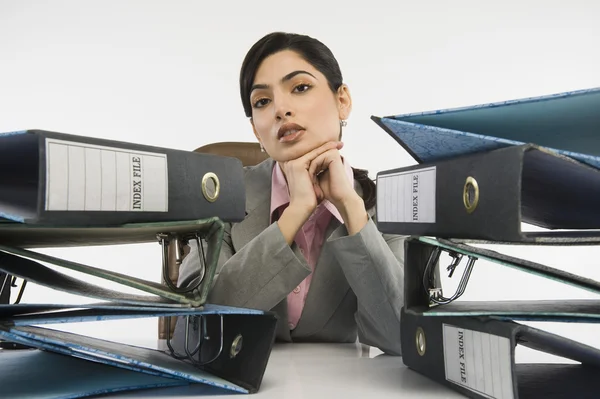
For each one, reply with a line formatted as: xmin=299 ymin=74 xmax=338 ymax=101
xmin=372 ymin=87 xmax=600 ymax=398
xmin=0 ymin=130 xmax=278 ymax=398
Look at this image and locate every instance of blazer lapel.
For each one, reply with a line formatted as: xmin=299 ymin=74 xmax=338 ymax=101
xmin=231 ymin=159 xmax=273 ymax=251
xmin=291 ymin=217 xmax=350 ymax=338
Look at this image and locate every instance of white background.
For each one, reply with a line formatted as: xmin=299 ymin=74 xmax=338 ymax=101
xmin=1 ymin=0 xmax=599 ymax=363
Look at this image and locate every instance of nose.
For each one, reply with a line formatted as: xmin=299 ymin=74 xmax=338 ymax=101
xmin=277 ymin=111 xmax=292 ymax=120
xmin=273 ymin=96 xmax=294 ymax=121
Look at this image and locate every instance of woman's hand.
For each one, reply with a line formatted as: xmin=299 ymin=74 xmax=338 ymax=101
xmin=280 ymin=141 xmax=343 ymax=217
xmin=308 ymin=148 xmax=368 ymax=235
xmin=277 ymin=141 xmax=343 ymax=245
xmin=308 ymin=148 xmax=355 ymax=209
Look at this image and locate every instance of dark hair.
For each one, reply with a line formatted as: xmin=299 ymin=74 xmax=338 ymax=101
xmin=239 ymin=32 xmax=377 ymax=210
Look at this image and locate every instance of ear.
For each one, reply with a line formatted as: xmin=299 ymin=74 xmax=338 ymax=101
xmin=336 ymin=84 xmax=352 ymax=121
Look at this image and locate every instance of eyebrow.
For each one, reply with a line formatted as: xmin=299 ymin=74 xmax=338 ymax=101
xmin=250 ymin=70 xmax=317 ymax=94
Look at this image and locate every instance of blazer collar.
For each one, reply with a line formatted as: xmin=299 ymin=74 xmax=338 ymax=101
xmin=245 ymin=158 xmax=275 ymax=215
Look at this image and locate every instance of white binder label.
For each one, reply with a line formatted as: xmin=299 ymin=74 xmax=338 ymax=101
xmin=45 ymin=138 xmax=168 ymax=212
xmin=376 ymin=166 xmax=436 ymax=223
xmin=442 ymin=324 xmax=514 ymax=399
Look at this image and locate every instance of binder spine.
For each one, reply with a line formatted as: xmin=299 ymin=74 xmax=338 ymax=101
xmin=376 ymin=146 xmax=525 ymax=241
xmin=0 ymin=130 xmax=246 ymax=225
xmin=401 ymin=309 xmax=517 ymax=399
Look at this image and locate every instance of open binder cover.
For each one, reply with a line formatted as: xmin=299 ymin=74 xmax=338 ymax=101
xmin=403 ymin=236 xmax=600 ymax=320
xmin=0 ymin=302 xmax=225 ymax=318
xmin=0 ymin=349 xmax=191 ymax=399
xmin=0 ymin=129 xmax=246 ymax=226
xmin=0 ymin=216 xmax=224 ymax=248
xmin=0 ymin=304 xmax=278 ymax=395
xmin=400 ymin=237 xmax=600 ymax=398
xmin=375 ymin=144 xmax=600 ymax=243
xmin=371 ymin=86 xmax=600 ymax=169
xmin=0 ymin=218 xmax=224 ymax=307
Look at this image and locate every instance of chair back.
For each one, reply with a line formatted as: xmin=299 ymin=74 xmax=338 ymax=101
xmin=194 ymin=141 xmax=269 ymax=167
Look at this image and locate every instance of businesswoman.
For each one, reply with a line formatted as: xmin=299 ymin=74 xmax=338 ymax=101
xmin=176 ymin=32 xmax=405 ymax=356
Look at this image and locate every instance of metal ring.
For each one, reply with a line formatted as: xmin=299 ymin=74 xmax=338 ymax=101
xmin=201 ymin=172 xmax=220 ymax=203
xmin=230 ymin=334 xmax=243 ymax=358
xmin=463 ymin=176 xmax=479 ymax=213
xmin=416 ymin=327 xmax=426 ymax=356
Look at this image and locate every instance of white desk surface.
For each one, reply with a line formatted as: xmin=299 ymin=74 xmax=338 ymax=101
xmin=119 ymin=342 xmax=463 ymax=398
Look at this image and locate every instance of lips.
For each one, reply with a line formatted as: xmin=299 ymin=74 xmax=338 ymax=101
xmin=277 ymin=123 xmax=305 ymax=142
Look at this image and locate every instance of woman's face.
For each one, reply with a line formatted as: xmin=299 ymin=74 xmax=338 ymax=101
xmin=249 ymin=49 xmax=351 ymax=162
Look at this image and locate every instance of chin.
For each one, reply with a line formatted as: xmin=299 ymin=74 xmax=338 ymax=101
xmin=271 ymin=135 xmax=338 ymax=162
xmin=272 ymin=141 xmax=314 ymax=161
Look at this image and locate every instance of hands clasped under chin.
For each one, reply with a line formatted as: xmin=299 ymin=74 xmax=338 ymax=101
xmin=280 ymin=141 xmax=362 ymax=220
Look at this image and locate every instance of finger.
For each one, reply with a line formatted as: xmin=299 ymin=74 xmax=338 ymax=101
xmin=313 ymin=180 xmax=324 ymax=203
xmin=308 ymin=149 xmax=339 ymax=179
xmin=299 ymin=141 xmax=341 ymax=166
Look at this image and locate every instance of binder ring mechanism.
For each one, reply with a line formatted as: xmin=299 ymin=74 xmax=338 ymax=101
xmin=423 ymin=246 xmax=477 ymax=306
xmin=158 ymin=232 xmax=207 ymax=296
xmin=166 ymin=313 xmax=225 ymax=366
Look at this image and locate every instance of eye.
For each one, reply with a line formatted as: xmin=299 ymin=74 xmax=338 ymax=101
xmin=252 ymin=98 xmax=270 ymax=108
xmin=293 ymin=83 xmax=312 ymax=93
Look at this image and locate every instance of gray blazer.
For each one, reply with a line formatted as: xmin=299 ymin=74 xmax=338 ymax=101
xmin=177 ymin=158 xmax=405 ymax=355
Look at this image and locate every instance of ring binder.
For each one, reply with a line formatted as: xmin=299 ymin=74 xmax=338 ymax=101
xmin=0 ymin=305 xmax=279 ymax=394
xmin=0 ymin=217 xmax=225 ymax=307
xmin=374 ymin=144 xmax=600 ymax=243
xmin=0 ymin=129 xmax=246 ymax=226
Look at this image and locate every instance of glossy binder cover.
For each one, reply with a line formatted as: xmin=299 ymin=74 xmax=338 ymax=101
xmin=0 ymin=129 xmax=246 ymax=226
xmin=372 ymin=87 xmax=600 ymax=169
xmin=0 ymin=304 xmax=278 ymax=395
xmin=0 ymin=349 xmax=190 ymax=399
xmin=375 ymin=144 xmax=600 ymax=243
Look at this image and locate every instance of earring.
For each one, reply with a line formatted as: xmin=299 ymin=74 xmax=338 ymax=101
xmin=340 ymin=120 xmax=347 ymax=127
xmin=260 ymin=143 xmax=265 ymax=152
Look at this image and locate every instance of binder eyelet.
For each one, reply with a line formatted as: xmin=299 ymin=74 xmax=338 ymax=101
xmin=230 ymin=334 xmax=243 ymax=358
xmin=202 ymin=172 xmax=220 ymax=203
xmin=463 ymin=176 xmax=479 ymax=213
xmin=416 ymin=327 xmax=426 ymax=356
